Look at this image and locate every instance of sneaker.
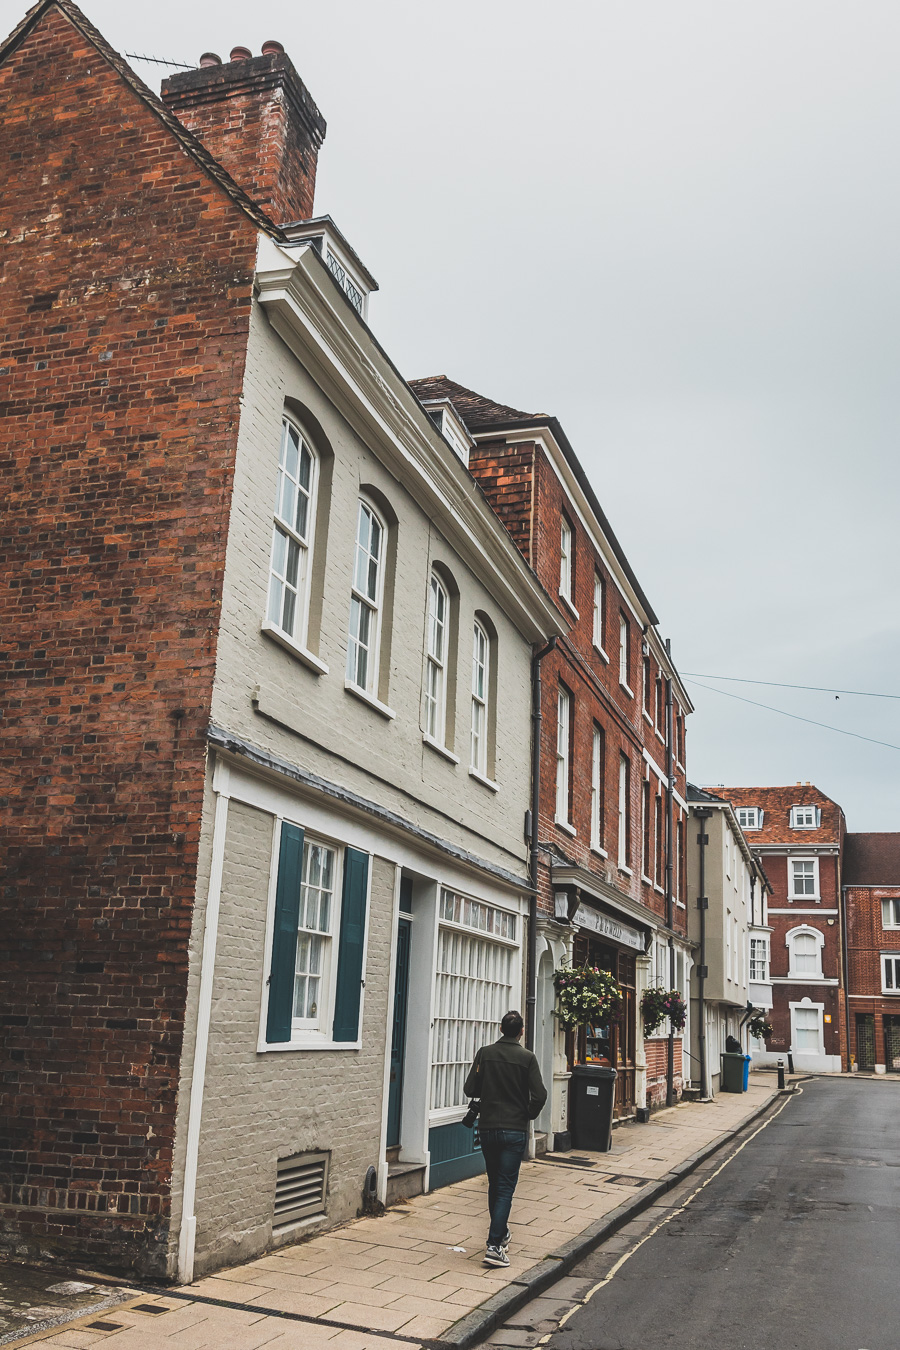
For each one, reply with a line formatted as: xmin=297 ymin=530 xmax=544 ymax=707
xmin=500 ymin=1229 xmax=511 ymax=1252
xmin=484 ymin=1243 xmax=510 ymax=1268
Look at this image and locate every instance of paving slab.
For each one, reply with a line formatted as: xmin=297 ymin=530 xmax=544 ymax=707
xmin=7 ymin=1078 xmax=778 ymax=1350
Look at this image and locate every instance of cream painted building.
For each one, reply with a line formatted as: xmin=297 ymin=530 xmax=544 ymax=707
xmin=172 ymin=228 xmax=562 ymax=1280
xmin=686 ymin=787 xmax=771 ymax=1096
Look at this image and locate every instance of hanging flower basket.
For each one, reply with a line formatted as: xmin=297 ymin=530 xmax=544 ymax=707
xmin=641 ymin=987 xmax=687 ymax=1036
xmin=553 ymin=964 xmax=623 ymax=1031
xmin=747 ymin=1013 xmax=773 ymax=1041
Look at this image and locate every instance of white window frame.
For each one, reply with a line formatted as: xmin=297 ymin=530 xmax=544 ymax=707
xmin=290 ymin=837 xmax=342 ymax=1035
xmin=750 ymin=937 xmax=769 ymax=982
xmin=617 ymin=753 xmax=630 ymax=870
xmin=592 ymin=572 xmax=606 ymax=655
xmin=881 ymin=954 xmax=900 ymax=994
xmin=881 ymin=898 xmax=900 ymax=929
xmin=555 ymin=687 xmax=572 ymax=826
xmin=789 ymin=1000 xmax=824 ymax=1055
xmin=560 ymin=517 xmax=573 ymax=603
xmin=736 ymin=807 xmax=760 ymax=831
xmin=618 ymin=613 xmax=630 ymax=690
xmin=790 ymin=805 xmax=820 ymax=829
xmin=471 ymin=620 xmax=489 ymax=776
xmin=591 ymin=725 xmax=605 ymax=852
xmin=790 ymin=856 xmax=820 ymax=900
xmin=424 ymin=572 xmax=449 ymax=745
xmin=346 ymin=496 xmax=386 ymax=695
xmin=266 ymin=416 xmax=318 ymax=646
xmin=786 ymin=925 xmax=824 ymax=978
xmin=431 ymin=889 xmax=520 ymax=1117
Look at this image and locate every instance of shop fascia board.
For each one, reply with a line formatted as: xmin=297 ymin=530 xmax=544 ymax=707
xmin=471 ymin=424 xmax=693 ymax=716
xmin=254 ymin=235 xmax=565 ymax=647
xmin=207 ymin=725 xmax=533 ymax=897
xmin=551 ymin=862 xmax=671 ymax=943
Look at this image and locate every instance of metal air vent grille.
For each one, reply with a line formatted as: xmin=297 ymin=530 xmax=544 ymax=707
xmin=274 ymin=1151 xmax=329 ymax=1227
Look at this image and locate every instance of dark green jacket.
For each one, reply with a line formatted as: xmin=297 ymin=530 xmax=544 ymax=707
xmin=464 ymin=1036 xmax=547 ymax=1132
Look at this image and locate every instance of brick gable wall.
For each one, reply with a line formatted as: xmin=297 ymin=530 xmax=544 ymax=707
xmin=0 ymin=6 xmax=258 ymax=1274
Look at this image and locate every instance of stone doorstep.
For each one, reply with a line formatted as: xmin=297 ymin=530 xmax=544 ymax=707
xmin=434 ymin=1088 xmax=779 ymax=1350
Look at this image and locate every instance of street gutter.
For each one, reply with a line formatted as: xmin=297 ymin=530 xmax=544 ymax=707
xmin=438 ymin=1088 xmax=789 ymax=1350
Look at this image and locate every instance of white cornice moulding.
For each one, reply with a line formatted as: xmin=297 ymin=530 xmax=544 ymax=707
xmin=254 ymin=236 xmax=564 ymax=647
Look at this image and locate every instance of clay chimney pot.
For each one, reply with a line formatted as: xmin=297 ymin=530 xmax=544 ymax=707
xmin=261 ymin=40 xmax=284 ymax=56
xmin=199 ymin=52 xmax=222 ymax=67
xmin=229 ymin=46 xmax=252 ymax=62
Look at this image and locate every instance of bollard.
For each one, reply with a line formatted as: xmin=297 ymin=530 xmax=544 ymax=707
xmin=777 ymin=1060 xmax=786 ymax=1090
xmin=787 ymin=1052 xmax=794 ymax=1074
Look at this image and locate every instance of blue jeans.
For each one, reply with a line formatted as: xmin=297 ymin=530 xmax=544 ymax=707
xmin=479 ymin=1128 xmax=527 ymax=1247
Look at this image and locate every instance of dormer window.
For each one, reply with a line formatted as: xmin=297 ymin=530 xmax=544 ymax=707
xmin=790 ymin=805 xmax=820 ymax=829
xmin=736 ymin=807 xmax=761 ymax=831
xmin=421 ymin=400 xmax=474 ymax=467
xmin=282 ymin=215 xmax=378 ymax=321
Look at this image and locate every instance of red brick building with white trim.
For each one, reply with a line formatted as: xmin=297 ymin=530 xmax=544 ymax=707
xmin=715 ymin=784 xmax=846 ymax=1072
xmin=410 ymin=378 xmax=694 ymax=1128
xmin=842 ymin=833 xmax=900 ymax=1074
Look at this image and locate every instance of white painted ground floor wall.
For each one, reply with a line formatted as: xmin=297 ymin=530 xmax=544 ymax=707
xmin=170 ymin=753 xmax=529 ymax=1279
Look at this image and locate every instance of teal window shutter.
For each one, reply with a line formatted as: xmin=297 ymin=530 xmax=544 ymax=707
xmin=332 ymin=847 xmax=369 ymax=1042
xmin=266 ymin=823 xmax=304 ymax=1043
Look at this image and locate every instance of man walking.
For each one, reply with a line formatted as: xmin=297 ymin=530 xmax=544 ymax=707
xmin=464 ymin=1009 xmax=547 ymax=1268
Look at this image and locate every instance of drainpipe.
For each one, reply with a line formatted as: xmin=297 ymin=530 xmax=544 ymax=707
xmin=526 ymin=635 xmax=558 ymax=1051
xmin=665 ymin=640 xmax=675 ymax=1107
xmin=693 ymin=806 xmax=712 ymax=1098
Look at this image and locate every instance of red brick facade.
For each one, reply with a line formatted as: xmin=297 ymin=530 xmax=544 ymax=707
xmin=160 ymin=50 xmax=326 ymax=226
xmin=0 ymin=1 xmax=267 ymax=1273
xmin=843 ymin=834 xmax=900 ymax=1073
xmin=719 ymin=786 xmax=846 ymax=1069
xmin=412 ymin=379 xmax=692 ymax=1114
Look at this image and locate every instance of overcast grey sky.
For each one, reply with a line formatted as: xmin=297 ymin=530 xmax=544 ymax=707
xmin=8 ymin=0 xmax=899 ymax=828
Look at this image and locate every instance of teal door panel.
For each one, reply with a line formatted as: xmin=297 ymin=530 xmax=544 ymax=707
xmin=428 ymin=1120 xmax=484 ymax=1189
xmin=387 ymin=917 xmax=411 ymax=1148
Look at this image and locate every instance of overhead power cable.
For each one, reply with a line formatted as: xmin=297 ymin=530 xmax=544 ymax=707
xmin=682 ymin=672 xmax=900 ymax=700
xmin=684 ymin=678 xmax=900 ymax=754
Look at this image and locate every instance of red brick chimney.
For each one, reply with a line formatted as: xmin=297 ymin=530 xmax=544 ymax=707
xmin=160 ymin=44 xmax=326 ymax=224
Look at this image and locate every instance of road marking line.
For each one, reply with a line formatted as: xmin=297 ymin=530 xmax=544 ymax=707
xmin=538 ymin=1091 xmax=801 ymax=1344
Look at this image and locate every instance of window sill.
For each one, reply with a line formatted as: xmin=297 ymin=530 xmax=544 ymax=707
xmin=261 ymin=621 xmax=329 ymax=674
xmin=593 ymin=644 xmax=609 ymax=664
xmin=653 ymin=883 xmax=665 ymax=895
xmin=591 ymin=845 xmax=608 ymax=859
xmin=259 ymin=1037 xmax=362 ymax=1053
xmin=618 ymin=863 xmax=633 ymax=877
xmin=642 ymin=710 xmax=653 ymax=726
xmin=641 ymin=873 xmax=654 ymax=887
xmin=345 ymin=680 xmax=396 ymax=720
xmin=469 ymin=767 xmax=499 ymax=793
xmin=559 ymin=591 xmax=580 ymax=620
xmin=675 ymin=899 xmax=686 ymax=909
xmin=655 ymin=729 xmax=666 ymax=744
xmin=423 ymin=733 xmax=459 ymax=765
xmin=555 ymin=818 xmax=577 ymax=838
xmin=619 ymin=682 xmax=634 ymax=699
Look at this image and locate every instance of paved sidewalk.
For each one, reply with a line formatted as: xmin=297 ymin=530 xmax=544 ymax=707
xmin=16 ymin=1078 xmax=777 ymax=1350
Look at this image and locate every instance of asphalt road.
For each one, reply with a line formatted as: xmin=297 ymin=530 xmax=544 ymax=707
xmin=540 ymin=1079 xmax=900 ymax=1350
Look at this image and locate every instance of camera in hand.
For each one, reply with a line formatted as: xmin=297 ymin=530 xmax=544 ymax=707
xmin=461 ymin=1099 xmax=480 ymax=1128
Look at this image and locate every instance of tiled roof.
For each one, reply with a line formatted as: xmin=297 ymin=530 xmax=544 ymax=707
xmin=408 ymin=376 xmax=544 ymax=427
xmin=712 ymin=784 xmax=844 ymax=846
xmin=0 ymin=0 xmax=281 ymax=238
xmin=843 ymin=833 xmax=900 ymax=886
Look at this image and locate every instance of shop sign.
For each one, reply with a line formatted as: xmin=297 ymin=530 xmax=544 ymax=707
xmin=574 ymin=903 xmax=644 ymax=952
